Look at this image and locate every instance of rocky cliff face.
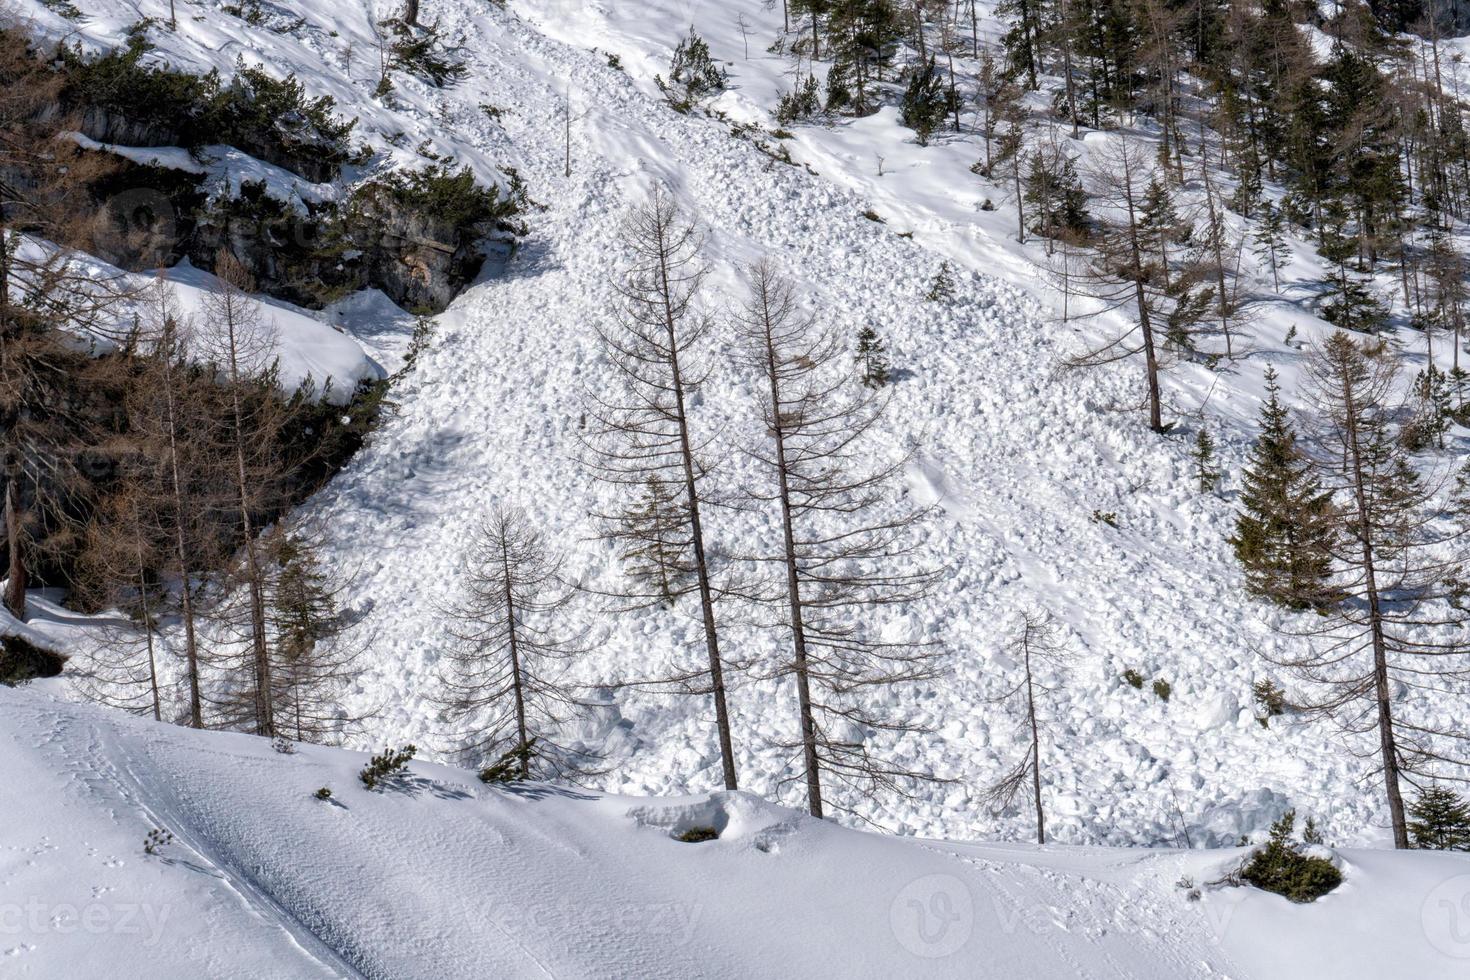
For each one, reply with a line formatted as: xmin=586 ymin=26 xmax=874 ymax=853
xmin=86 ymin=154 xmax=506 ymax=314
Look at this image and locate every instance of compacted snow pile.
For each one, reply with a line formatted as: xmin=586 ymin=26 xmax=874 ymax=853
xmin=12 ymin=0 xmax=1468 ymax=851
xmin=4 ymin=687 xmax=1469 ymax=979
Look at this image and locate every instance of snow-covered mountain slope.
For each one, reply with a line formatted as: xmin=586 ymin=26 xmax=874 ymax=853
xmin=16 ymin=0 xmax=1466 ymax=850
xmin=5 ymin=686 xmax=1469 ymax=979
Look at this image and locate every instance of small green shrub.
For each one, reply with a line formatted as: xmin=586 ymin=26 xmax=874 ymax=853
xmin=775 ymin=75 xmax=821 ymax=125
xmin=1152 ymin=679 xmax=1172 ymax=701
xmin=360 ymin=745 xmax=416 ymax=790
xmin=657 ymin=27 xmax=726 ymax=111
xmin=355 ymin=164 xmax=517 ymax=229
xmin=674 ymin=826 xmax=720 ymax=843
xmin=41 ymin=0 xmax=84 ymax=19
xmin=1238 ymin=810 xmax=1341 ymax=903
xmin=144 ymin=828 xmax=174 ymax=855
xmin=927 ymin=261 xmax=956 ymax=302
xmin=382 ymin=18 xmax=469 ymax=87
xmin=1091 ymin=509 xmax=1119 ymax=528
xmin=314 ymin=787 xmax=333 ymax=801
xmin=1253 ymin=679 xmax=1287 ymax=720
xmin=1122 ymin=669 xmax=1145 ymax=689
xmin=478 ymin=739 xmax=537 ymax=784
xmin=61 ymin=44 xmax=358 ymax=170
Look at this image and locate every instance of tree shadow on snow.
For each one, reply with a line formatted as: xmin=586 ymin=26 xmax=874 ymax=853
xmin=499 ymin=782 xmax=599 ymax=803
xmin=381 ymin=774 xmax=474 ymax=801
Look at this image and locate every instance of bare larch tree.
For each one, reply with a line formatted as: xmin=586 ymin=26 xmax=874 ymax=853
xmin=1064 ymin=137 xmax=1180 ymax=433
xmin=733 ymin=259 xmax=944 ymax=820
xmin=983 ymin=609 xmax=1075 ymax=844
xmin=583 ymin=184 xmax=740 ymax=790
xmin=1274 ymin=331 xmax=1470 ymax=848
xmin=198 ymin=253 xmax=284 ymax=737
xmin=437 ymin=505 xmax=590 ymax=780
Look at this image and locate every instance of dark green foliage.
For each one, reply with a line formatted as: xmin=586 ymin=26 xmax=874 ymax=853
xmin=622 ymin=479 xmax=689 ymax=605
xmin=1091 ymin=510 xmax=1118 ymax=528
xmin=1023 ymin=149 xmax=1089 ymax=242
xmin=1403 ymin=367 xmax=1452 ymax=451
xmin=854 ymin=325 xmax=889 ymax=388
xmin=822 ymin=0 xmax=901 ymax=116
xmin=1253 ymin=679 xmax=1287 ymax=721
xmin=1192 ymin=429 xmax=1219 ymax=493
xmin=400 ymin=317 xmax=436 ymax=376
xmin=478 ymin=739 xmax=539 ymax=784
xmin=314 ymin=786 xmax=333 ymax=800
xmin=0 ymin=634 xmax=66 ymax=687
xmin=926 ymin=261 xmax=956 ymax=302
xmin=1318 ymin=206 xmax=1387 ymax=333
xmin=1252 ymin=202 xmax=1292 ymax=292
xmin=1238 ymin=810 xmax=1342 ymax=903
xmin=60 ymin=34 xmax=214 ymax=127
xmin=41 ymin=0 xmax=84 ymax=19
xmin=360 ymin=744 xmax=416 ymax=790
xmin=658 ymin=27 xmax=726 ymax=111
xmin=60 ymin=44 xmax=358 ymax=176
xmin=1408 ymin=785 xmax=1470 ymax=850
xmin=674 ymin=826 xmax=720 ymax=843
xmin=1152 ymin=678 xmax=1172 ymax=701
xmin=222 ymin=61 xmax=357 ymax=151
xmin=900 ymin=56 xmax=951 ymax=146
xmin=382 ymin=17 xmax=469 ymax=88
xmin=1122 ymin=668 xmax=1144 ymax=688
xmin=355 ymin=164 xmax=517 ymax=230
xmin=1231 ymin=368 xmax=1338 ymax=610
xmin=776 ymin=74 xmax=822 ymax=125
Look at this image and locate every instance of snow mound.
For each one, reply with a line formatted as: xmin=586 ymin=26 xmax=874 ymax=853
xmin=3 ymin=688 xmax=1467 ymax=979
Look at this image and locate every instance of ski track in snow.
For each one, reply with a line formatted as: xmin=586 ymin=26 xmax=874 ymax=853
xmin=12 ymin=0 xmax=1461 ymax=850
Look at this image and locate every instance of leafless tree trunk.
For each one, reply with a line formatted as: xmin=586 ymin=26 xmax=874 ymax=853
xmin=583 ymin=184 xmax=740 ymax=790
xmin=1273 ymin=331 xmax=1470 ymax=849
xmin=200 ymin=254 xmax=281 ymax=738
xmin=1064 ymin=137 xmax=1169 ymax=433
xmin=982 ymin=610 xmax=1074 ymax=844
xmin=3 ymin=482 xmax=22 ymax=619
xmin=732 ymin=260 xmax=945 ymax=820
xmin=438 ymin=505 xmax=590 ymax=779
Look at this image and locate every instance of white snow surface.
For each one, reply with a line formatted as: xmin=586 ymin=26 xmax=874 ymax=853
xmin=11 ymin=0 xmax=1470 ymax=857
xmin=4 ymin=687 xmax=1469 ymax=978
xmin=9 ymin=237 xmax=383 ymax=403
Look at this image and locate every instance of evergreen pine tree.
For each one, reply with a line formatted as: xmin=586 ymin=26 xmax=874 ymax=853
xmin=1252 ymin=202 xmax=1292 ymax=294
xmin=900 ymin=55 xmax=951 ymax=146
xmin=1231 ymin=367 xmax=1337 ymax=609
xmin=1408 ymin=785 xmax=1470 ymax=851
xmin=854 ymin=325 xmax=890 ymax=388
xmin=1023 ymin=146 xmax=1089 ymax=244
xmin=1138 ymin=177 xmax=1182 ymax=288
xmin=1319 ymin=203 xmax=1387 ymax=333
xmin=1406 ymin=367 xmax=1452 ymax=451
xmin=621 ymin=477 xmax=688 ymax=606
xmin=1193 ymin=428 xmax=1220 ymax=493
xmin=926 ymin=261 xmax=956 ymax=302
xmin=657 ymin=27 xmax=727 ymax=111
